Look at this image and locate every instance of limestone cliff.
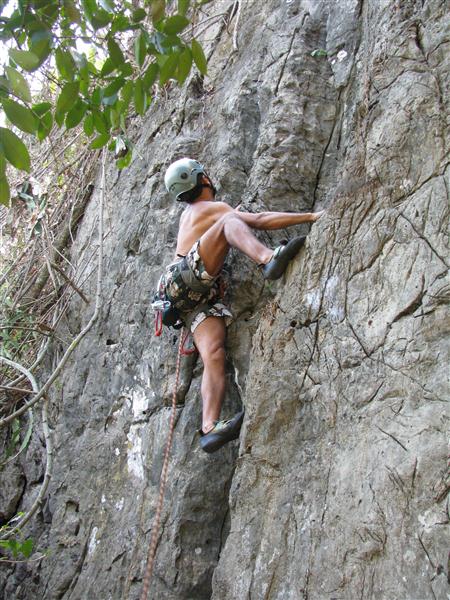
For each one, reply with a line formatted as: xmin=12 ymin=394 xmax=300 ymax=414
xmin=1 ymin=0 xmax=449 ymax=599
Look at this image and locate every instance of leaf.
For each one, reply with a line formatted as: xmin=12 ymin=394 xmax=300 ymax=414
xmin=143 ymin=63 xmax=159 ymax=91
xmin=160 ymin=33 xmax=183 ymax=50
xmin=55 ymin=48 xmax=76 ymax=81
xmin=39 ymin=3 xmax=59 ymax=24
xmin=29 ymin=28 xmax=52 ymax=64
xmin=92 ymin=109 xmax=109 ymax=134
xmin=159 ymin=52 xmax=179 ymax=85
xmin=163 ymin=14 xmax=189 ymax=35
xmin=178 ymin=0 xmax=190 ymax=16
xmin=0 ymin=175 xmax=10 ymax=207
xmin=0 ymin=127 xmax=31 ymax=172
xmin=100 ymin=57 xmax=116 ymax=77
xmin=83 ymin=112 xmax=94 ymax=136
xmin=9 ymin=49 xmax=40 ymax=72
xmin=134 ymin=32 xmax=147 ymax=67
xmin=32 ymin=102 xmax=52 ymax=117
xmin=91 ymin=87 xmax=103 ymax=106
xmin=111 ymin=14 xmax=133 ymax=33
xmin=5 ymin=67 xmax=31 ymax=103
xmin=63 ymin=0 xmax=82 ymax=24
xmin=134 ymin=79 xmax=146 ymax=115
xmin=116 ymin=149 xmax=132 ymax=169
xmin=177 ymin=47 xmax=192 ymax=84
xmin=91 ymin=8 xmax=113 ymax=30
xmin=109 ymin=107 xmax=120 ymax=129
xmin=311 ymin=49 xmax=327 ymax=58
xmin=37 ymin=111 xmax=53 ymax=141
xmin=20 ymin=539 xmax=33 ymax=559
xmin=191 ymin=39 xmax=207 ymax=75
xmin=56 ymin=81 xmax=80 ymax=115
xmin=0 ymin=76 xmax=10 ymax=97
xmin=107 ymin=38 xmax=125 ymax=67
xmin=2 ymin=538 xmax=18 ymax=557
xmin=65 ymin=100 xmax=87 ymax=129
xmin=103 ymin=77 xmax=125 ymax=98
xmin=151 ymin=0 xmax=165 ymax=23
xmin=132 ymin=8 xmax=147 ymax=22
xmin=118 ymin=62 xmax=133 ymax=77
xmin=120 ymin=81 xmax=134 ymax=108
xmin=103 ymin=106 xmax=112 ymax=129
xmin=90 ymin=133 xmax=109 ymax=149
xmin=1 ymin=99 xmax=38 ymax=134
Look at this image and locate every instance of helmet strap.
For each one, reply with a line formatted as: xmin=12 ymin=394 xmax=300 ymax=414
xmin=201 ymin=174 xmax=217 ymax=196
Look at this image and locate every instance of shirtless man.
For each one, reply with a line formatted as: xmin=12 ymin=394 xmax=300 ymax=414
xmin=162 ymin=158 xmax=323 ymax=453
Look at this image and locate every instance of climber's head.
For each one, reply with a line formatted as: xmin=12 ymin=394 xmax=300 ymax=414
xmin=164 ymin=157 xmax=216 ymax=203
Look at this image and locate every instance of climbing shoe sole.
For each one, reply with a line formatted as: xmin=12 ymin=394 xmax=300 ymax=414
xmin=262 ymin=236 xmax=306 ymax=280
xmin=200 ymin=411 xmax=245 ymax=454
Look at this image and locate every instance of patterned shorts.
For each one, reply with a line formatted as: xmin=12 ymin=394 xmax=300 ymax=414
xmin=163 ymin=240 xmax=233 ymax=333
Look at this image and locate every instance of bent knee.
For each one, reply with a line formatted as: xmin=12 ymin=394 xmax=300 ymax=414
xmin=202 ymin=343 xmax=226 ymax=364
xmin=218 ymin=212 xmax=240 ymax=227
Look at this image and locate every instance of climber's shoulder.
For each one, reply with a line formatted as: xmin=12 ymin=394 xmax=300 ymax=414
xmin=188 ymin=199 xmax=233 ymax=220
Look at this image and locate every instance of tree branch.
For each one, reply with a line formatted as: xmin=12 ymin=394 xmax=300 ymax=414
xmin=0 ymin=149 xmax=105 ymax=428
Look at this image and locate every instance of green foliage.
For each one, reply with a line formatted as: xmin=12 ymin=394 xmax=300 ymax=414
xmin=0 ymin=128 xmax=31 ymax=172
xmin=0 ymin=0 xmax=210 ymax=207
xmin=311 ymin=48 xmax=328 ymax=58
xmin=191 ymin=39 xmax=207 ymax=75
xmin=0 ymin=517 xmax=39 ymax=562
xmin=0 ymin=298 xmax=40 ymax=357
xmin=0 ymin=537 xmax=34 ymax=560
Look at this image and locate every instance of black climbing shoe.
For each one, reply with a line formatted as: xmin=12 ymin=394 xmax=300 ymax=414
xmin=262 ymin=236 xmax=306 ymax=280
xmin=200 ymin=411 xmax=245 ymax=454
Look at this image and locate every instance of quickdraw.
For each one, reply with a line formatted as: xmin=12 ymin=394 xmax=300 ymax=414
xmin=151 ymin=274 xmax=168 ymax=337
xmin=151 ymin=273 xmax=183 ymax=334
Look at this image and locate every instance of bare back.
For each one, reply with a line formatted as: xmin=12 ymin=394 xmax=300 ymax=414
xmin=175 ymin=200 xmax=232 ymax=256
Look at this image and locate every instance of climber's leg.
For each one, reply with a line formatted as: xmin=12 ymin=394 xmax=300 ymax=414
xmin=198 ymin=213 xmax=272 ymax=277
xmin=198 ymin=213 xmax=306 ymax=281
xmin=193 ymin=316 xmax=227 ymax=434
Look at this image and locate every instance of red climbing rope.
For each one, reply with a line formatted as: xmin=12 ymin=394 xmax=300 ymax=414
xmin=180 ymin=327 xmax=197 ymax=356
xmin=140 ymin=329 xmax=184 ymax=600
xmin=154 ymin=310 xmax=163 ymax=337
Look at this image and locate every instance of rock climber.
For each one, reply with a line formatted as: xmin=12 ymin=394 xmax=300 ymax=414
xmin=161 ymin=158 xmax=323 ymax=453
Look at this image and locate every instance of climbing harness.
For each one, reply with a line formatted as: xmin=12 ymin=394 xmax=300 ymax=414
xmin=151 ymin=274 xmax=183 ymax=335
xmin=140 ymin=329 xmax=185 ymax=600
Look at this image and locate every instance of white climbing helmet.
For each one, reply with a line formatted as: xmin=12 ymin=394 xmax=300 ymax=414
xmin=164 ymin=157 xmax=206 ymax=201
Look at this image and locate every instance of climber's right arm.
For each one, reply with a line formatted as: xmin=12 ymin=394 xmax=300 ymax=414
xmin=234 ymin=207 xmax=324 ymax=230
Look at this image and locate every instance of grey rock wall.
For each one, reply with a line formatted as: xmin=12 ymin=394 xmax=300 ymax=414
xmin=1 ymin=0 xmax=448 ymax=599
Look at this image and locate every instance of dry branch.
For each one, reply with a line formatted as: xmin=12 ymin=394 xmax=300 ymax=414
xmin=0 ymin=357 xmax=52 ymax=540
xmin=22 ymin=183 xmax=94 ymax=304
xmin=0 ymin=150 xmax=105 ymax=428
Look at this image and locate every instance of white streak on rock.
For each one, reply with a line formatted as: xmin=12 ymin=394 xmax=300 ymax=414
xmin=88 ymin=526 xmax=99 ymax=556
xmin=127 ymin=425 xmax=144 ymax=480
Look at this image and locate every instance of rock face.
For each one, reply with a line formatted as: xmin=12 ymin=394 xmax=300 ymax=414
xmin=2 ymin=0 xmax=449 ymax=599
